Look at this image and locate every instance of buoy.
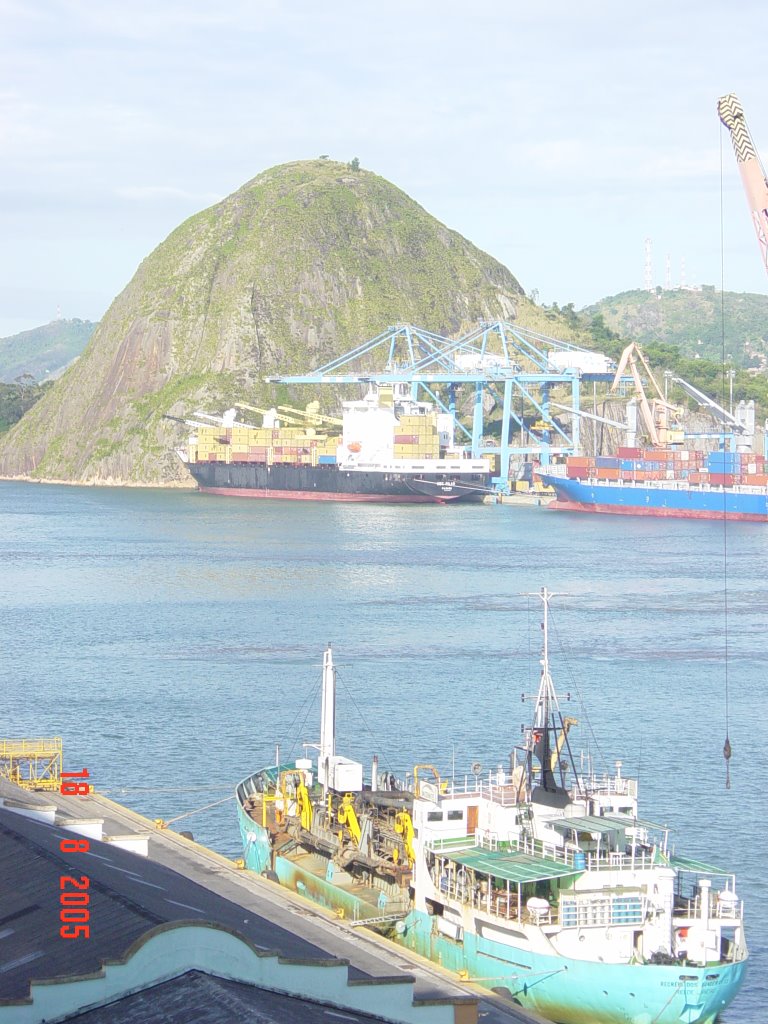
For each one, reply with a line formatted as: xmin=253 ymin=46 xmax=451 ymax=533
xmin=347 ymin=442 xmax=362 ymax=453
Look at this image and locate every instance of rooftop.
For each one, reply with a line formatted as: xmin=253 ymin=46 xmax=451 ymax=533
xmin=441 ymin=847 xmax=579 ymax=885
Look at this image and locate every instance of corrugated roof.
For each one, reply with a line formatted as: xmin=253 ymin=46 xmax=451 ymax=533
xmin=606 ymin=815 xmax=671 ymax=832
xmin=549 ymin=815 xmax=625 ymax=835
xmin=669 ymin=854 xmax=732 ymax=876
xmin=441 ymin=848 xmax=578 ymax=884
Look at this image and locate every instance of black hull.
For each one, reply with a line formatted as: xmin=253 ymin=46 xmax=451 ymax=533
xmin=188 ymin=461 xmax=490 ymax=503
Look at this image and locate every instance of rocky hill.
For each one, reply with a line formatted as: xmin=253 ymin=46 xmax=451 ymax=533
xmin=583 ymin=287 xmax=768 ymax=370
xmin=0 ymin=160 xmax=531 ymax=485
xmin=0 ymin=319 xmax=96 ymax=383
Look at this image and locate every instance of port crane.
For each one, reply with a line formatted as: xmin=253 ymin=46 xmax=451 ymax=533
xmin=610 ymin=343 xmax=684 ymax=448
xmin=265 ymin=321 xmax=616 ymax=491
xmin=718 ymin=93 xmax=768 ymax=278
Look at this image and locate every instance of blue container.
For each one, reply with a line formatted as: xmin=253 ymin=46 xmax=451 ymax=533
xmin=573 ymin=851 xmax=586 ymax=870
xmin=318 ymin=455 xmax=337 ymax=465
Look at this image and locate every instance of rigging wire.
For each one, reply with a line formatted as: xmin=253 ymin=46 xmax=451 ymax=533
xmin=719 ymin=125 xmax=732 ymax=789
xmin=283 ymin=671 xmax=323 ymax=762
xmin=335 ymin=665 xmax=397 ymax=774
xmin=275 ymin=665 xmax=323 ymax=760
xmin=547 ymin=604 xmax=607 ymax=773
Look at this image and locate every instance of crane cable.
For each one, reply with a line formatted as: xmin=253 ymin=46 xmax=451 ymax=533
xmin=719 ymin=123 xmax=732 ymax=790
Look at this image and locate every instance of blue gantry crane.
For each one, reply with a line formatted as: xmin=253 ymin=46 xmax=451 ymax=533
xmin=266 ymin=321 xmax=615 ymax=492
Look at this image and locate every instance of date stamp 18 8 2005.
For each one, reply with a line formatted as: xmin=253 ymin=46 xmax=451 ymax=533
xmin=59 ymin=768 xmax=91 ymax=940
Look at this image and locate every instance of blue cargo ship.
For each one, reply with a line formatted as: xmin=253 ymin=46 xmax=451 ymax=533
xmin=234 ymin=593 xmax=748 ymax=1024
xmin=538 ymin=448 xmax=768 ymax=521
xmin=537 ymin=474 xmax=768 ymax=520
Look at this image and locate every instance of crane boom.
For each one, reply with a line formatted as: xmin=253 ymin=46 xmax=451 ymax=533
xmin=718 ymin=94 xmax=768 ymax=278
xmin=611 ymin=343 xmax=682 ymax=447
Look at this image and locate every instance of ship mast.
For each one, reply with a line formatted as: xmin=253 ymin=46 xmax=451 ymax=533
xmin=319 ymin=645 xmax=336 ymax=793
xmin=522 ymin=587 xmax=578 ymax=799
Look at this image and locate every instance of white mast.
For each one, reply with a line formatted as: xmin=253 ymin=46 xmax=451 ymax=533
xmin=319 ymin=645 xmax=336 ymax=789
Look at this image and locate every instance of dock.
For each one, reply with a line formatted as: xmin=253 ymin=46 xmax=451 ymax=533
xmin=0 ymin=778 xmax=546 ymax=1024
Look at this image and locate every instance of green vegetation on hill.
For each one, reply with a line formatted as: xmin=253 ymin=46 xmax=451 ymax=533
xmin=583 ymin=288 xmax=768 ymax=370
xmin=0 ymin=378 xmax=53 ymax=433
xmin=575 ymin=300 xmax=768 ymax=417
xmin=0 ymin=319 xmax=96 ymax=383
xmin=0 ymin=160 xmax=527 ymax=484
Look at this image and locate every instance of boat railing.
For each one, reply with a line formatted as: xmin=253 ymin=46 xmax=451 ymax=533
xmin=583 ymin=775 xmax=638 ymax=798
xmin=434 ymin=869 xmax=522 ymax=921
xmin=674 ymin=891 xmax=744 ymax=923
xmin=478 ymin=780 xmax=524 ymax=806
xmin=515 ymin=835 xmax=655 ymax=872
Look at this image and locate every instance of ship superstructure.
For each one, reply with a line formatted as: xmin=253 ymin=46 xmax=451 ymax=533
xmin=235 ymin=594 xmax=748 ymax=1024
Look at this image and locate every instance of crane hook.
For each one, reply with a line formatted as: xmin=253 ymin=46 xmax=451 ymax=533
xmin=723 ymin=735 xmax=732 ymax=790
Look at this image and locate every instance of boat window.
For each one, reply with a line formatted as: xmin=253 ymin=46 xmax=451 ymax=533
xmin=447 ymin=810 xmax=463 ymax=821
xmin=427 ymin=811 xmax=444 ymax=822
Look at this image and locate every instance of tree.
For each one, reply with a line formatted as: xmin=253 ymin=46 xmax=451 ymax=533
xmin=348 ymin=157 xmax=360 ymax=171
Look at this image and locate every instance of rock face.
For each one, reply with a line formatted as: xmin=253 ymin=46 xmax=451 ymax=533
xmin=0 ymin=160 xmax=525 ymax=485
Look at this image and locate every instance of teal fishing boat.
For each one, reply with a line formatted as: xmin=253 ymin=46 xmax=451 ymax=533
xmin=236 ymin=592 xmax=748 ymax=1024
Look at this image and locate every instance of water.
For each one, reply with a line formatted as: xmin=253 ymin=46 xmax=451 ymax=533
xmin=1 ymin=480 xmax=764 ymax=1022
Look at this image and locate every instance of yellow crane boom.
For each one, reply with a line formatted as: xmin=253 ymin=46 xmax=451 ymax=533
xmin=611 ymin=343 xmax=682 ymax=447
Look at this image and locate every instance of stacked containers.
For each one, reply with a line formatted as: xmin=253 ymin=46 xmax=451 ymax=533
xmin=190 ymin=424 xmax=341 ymax=466
xmin=393 ymin=414 xmax=440 ymax=459
xmin=562 ymin=447 xmax=768 ymax=487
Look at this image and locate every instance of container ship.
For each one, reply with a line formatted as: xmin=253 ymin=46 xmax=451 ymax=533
xmin=235 ymin=590 xmax=748 ymax=1024
xmin=537 ymin=446 xmax=768 ymax=521
xmin=178 ymin=387 xmax=491 ymax=503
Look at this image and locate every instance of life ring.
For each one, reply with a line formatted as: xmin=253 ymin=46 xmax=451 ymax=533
xmin=347 ymin=442 xmax=362 ymax=453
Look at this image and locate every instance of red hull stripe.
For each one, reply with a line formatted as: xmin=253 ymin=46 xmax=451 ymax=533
xmin=549 ymin=500 xmax=768 ymax=522
xmin=198 ymin=486 xmax=454 ymax=503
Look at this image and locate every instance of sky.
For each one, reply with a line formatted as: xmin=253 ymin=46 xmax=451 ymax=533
xmin=1 ymin=0 xmax=767 ymax=338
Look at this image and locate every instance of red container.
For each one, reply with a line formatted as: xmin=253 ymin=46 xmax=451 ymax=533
xmin=709 ymin=473 xmax=735 ymax=486
xmin=617 ymin=446 xmax=642 ymax=458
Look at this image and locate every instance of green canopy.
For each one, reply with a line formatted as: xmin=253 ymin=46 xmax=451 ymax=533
xmin=669 ymin=853 xmax=733 ymax=876
xmin=549 ymin=815 xmax=625 ymax=836
xmin=441 ymin=847 xmax=579 ymax=884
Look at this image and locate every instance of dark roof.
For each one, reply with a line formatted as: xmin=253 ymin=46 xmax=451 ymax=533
xmin=0 ymin=807 xmax=332 ymax=1003
xmin=65 ymin=970 xmax=386 ymax=1023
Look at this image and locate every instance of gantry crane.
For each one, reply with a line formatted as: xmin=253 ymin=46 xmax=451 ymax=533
xmin=718 ymin=93 xmax=768 ymax=278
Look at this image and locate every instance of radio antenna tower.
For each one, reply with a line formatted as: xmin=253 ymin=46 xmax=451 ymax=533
xmin=644 ymin=238 xmax=653 ymax=292
xmin=665 ymin=254 xmax=672 ymax=290
xmin=680 ymin=257 xmax=687 ymax=290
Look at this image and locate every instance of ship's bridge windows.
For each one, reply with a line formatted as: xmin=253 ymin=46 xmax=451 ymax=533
xmin=447 ymin=810 xmax=464 ymax=821
xmin=427 ymin=811 xmax=444 ymax=822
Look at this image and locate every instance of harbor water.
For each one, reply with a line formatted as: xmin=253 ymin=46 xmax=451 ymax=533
xmin=1 ymin=480 xmax=764 ymax=1022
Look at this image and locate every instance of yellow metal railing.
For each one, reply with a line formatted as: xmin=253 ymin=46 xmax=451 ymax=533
xmin=0 ymin=737 xmax=63 ymax=790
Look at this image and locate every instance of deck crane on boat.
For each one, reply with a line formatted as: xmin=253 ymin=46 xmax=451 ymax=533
xmin=718 ymin=93 xmax=768 ymax=278
xmin=277 ymin=404 xmax=343 ymax=427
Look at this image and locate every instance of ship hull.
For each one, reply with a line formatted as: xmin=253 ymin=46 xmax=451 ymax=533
xmin=236 ymin=795 xmax=745 ymax=1024
xmin=538 ymin=475 xmax=768 ymax=521
xmin=395 ymin=908 xmax=746 ymax=1024
xmin=189 ymin=461 xmax=489 ymax=504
